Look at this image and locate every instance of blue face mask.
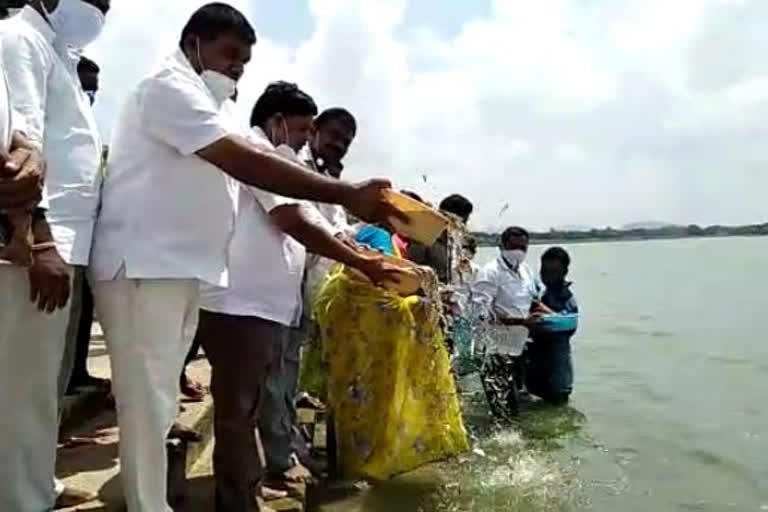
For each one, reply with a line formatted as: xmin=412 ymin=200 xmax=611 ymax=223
xmin=85 ymin=90 xmax=96 ymax=105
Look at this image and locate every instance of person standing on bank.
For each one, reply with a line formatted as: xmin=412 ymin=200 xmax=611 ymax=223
xmin=88 ymin=4 xmax=405 ymax=511
xmin=0 ymin=0 xmax=110 ymax=510
xmin=301 ymin=108 xmax=359 ymax=304
xmin=65 ymin=56 xmax=109 ymax=393
xmin=198 ymin=80 xmax=396 ymax=510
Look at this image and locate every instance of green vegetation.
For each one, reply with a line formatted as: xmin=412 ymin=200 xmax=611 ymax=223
xmin=473 ymin=222 xmax=768 ymax=246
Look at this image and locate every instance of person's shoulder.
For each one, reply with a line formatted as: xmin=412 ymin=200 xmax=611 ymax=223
xmin=245 ymin=126 xmax=273 ymax=150
xmin=136 ymin=63 xmax=214 ymax=116
xmin=0 ymin=17 xmax=48 ymax=55
xmin=478 ymin=258 xmax=501 ymax=278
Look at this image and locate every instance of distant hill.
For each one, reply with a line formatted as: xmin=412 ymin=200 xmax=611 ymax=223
xmin=554 ymin=224 xmax=592 ymax=232
xmin=621 ymin=221 xmax=674 ymax=230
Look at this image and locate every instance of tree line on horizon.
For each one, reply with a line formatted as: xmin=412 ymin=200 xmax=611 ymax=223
xmin=472 ymin=222 xmax=768 ymax=246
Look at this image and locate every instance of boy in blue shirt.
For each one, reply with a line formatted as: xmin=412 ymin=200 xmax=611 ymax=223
xmin=526 ymin=247 xmax=579 ymax=404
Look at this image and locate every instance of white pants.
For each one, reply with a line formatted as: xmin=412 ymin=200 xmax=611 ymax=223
xmin=92 ymin=278 xmax=199 ymax=512
xmin=0 ymin=265 xmax=73 ymax=512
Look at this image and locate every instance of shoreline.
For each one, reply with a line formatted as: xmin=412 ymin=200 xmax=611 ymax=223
xmin=476 ymin=232 xmax=768 ymax=247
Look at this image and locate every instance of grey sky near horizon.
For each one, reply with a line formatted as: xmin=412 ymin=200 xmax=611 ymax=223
xmin=85 ymin=0 xmax=766 ymax=232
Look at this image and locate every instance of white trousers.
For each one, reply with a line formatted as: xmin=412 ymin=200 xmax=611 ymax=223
xmin=0 ymin=265 xmax=73 ymax=512
xmin=92 ymin=278 xmax=199 ymax=512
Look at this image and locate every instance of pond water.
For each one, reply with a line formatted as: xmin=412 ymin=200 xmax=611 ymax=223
xmin=312 ymin=237 xmax=768 ymax=512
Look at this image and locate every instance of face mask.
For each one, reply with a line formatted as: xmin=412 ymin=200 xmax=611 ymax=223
xmin=501 ymin=249 xmax=526 ymax=269
xmin=44 ymin=0 xmax=105 ymax=49
xmin=196 ymin=38 xmax=236 ymax=105
xmin=85 ymin=90 xmax=96 ymax=105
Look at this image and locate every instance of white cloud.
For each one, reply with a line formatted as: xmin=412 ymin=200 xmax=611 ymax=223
xmin=89 ymin=0 xmax=768 ymax=231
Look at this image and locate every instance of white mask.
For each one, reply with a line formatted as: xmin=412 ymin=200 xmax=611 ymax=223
xmin=501 ymin=249 xmax=526 ymax=269
xmin=44 ymin=0 xmax=105 ymax=49
xmin=201 ymin=70 xmax=237 ymax=105
xmin=196 ymin=38 xmax=237 ymax=105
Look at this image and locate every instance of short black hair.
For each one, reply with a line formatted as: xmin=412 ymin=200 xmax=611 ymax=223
xmin=0 ymin=0 xmax=23 ymax=19
xmin=250 ymin=81 xmax=318 ymax=128
xmin=541 ymin=246 xmax=570 ymax=268
xmin=439 ymin=194 xmax=473 ymax=221
xmin=77 ymin=56 xmax=100 ymax=74
xmin=501 ymin=226 xmax=530 ymax=246
xmin=315 ymin=108 xmax=357 ymax=136
xmin=179 ymin=3 xmax=256 ymax=48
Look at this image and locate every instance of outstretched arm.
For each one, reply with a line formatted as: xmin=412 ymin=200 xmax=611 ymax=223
xmin=270 ymin=203 xmax=399 ymax=285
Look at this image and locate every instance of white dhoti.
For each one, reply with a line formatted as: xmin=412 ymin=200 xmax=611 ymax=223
xmin=0 ymin=265 xmax=73 ymax=512
xmin=92 ymin=278 xmax=199 ymax=512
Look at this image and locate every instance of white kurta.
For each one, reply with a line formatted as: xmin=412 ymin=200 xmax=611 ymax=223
xmin=89 ymin=49 xmax=238 ymax=512
xmin=472 ymin=255 xmax=540 ymax=355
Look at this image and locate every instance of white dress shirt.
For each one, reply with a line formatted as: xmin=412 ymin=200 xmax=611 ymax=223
xmin=0 ymin=7 xmax=102 ymax=265
xmin=471 ymin=254 xmax=540 ymax=355
xmin=200 ymin=127 xmax=308 ymax=326
xmin=1 ymin=60 xmax=11 ymax=149
xmin=298 ymin=145 xmax=351 ymax=233
xmin=90 ymin=49 xmax=239 ymax=286
xmin=297 ymin=145 xmax=355 ymax=307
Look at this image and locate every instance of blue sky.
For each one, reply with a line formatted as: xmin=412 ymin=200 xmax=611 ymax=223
xmin=88 ymin=0 xmax=767 ymax=231
xmin=251 ymin=1 xmax=493 ymax=45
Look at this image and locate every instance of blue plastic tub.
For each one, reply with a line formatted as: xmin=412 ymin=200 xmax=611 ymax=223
xmin=536 ymin=313 xmax=579 ymax=333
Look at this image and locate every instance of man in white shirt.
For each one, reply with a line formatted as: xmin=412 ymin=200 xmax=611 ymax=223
xmin=472 ymin=226 xmax=543 ymax=351
xmin=300 ymin=108 xmax=358 ymax=305
xmin=197 ymin=81 xmax=393 ymax=510
xmin=471 ymin=226 xmax=546 ymax=417
xmin=89 ymin=5 xmax=403 ymax=511
xmin=0 ymin=1 xmax=109 ymax=510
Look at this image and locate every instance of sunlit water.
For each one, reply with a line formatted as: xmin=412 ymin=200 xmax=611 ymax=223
xmin=312 ymin=237 xmax=768 ymax=512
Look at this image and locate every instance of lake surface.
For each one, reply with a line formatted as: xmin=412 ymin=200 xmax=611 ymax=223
xmin=314 ymin=237 xmax=768 ymax=512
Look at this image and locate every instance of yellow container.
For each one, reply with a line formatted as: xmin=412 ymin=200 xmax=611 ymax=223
xmin=345 ymin=249 xmax=426 ymax=296
xmin=382 ymin=189 xmax=449 ymax=246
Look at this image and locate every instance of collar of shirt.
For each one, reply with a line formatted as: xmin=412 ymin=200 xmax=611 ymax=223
xmin=497 ymin=254 xmax=533 ymax=276
xmin=250 ymin=125 xmax=274 ymax=150
xmin=18 ymin=6 xmax=55 ymax=45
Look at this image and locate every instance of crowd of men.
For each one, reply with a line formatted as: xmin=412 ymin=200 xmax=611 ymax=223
xmin=0 ymin=2 xmax=581 ymax=511
xmin=0 ymin=2 xmax=410 ymax=511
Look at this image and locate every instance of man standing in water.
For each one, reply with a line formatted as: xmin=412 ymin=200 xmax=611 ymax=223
xmin=472 ymin=226 xmax=545 ymax=416
xmin=526 ymin=247 xmax=578 ymax=404
xmin=89 ymin=4 xmax=404 ymax=510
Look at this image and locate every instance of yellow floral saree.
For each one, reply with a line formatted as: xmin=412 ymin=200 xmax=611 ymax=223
xmin=303 ymin=268 xmax=469 ymax=480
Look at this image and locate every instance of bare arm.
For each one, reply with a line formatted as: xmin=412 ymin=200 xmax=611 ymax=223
xmin=197 ymin=135 xmax=408 ymax=226
xmin=27 ymin=210 xmax=70 ymax=313
xmin=0 ymin=131 xmax=45 ymax=209
xmin=269 ymin=203 xmax=399 ymax=284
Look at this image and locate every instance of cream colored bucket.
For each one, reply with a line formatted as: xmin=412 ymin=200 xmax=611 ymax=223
xmin=345 ymin=248 xmax=429 ymax=296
